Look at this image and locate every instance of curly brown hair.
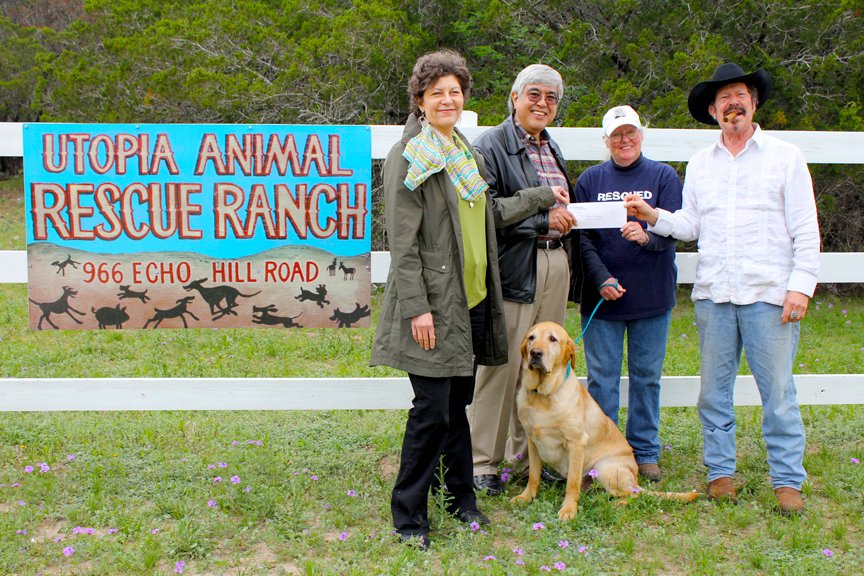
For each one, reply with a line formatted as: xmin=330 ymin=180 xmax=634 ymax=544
xmin=407 ymin=49 xmax=472 ymax=116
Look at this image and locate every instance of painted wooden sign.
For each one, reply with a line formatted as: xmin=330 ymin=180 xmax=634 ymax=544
xmin=24 ymin=124 xmax=371 ymax=330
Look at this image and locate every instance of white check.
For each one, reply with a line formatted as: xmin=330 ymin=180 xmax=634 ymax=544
xmin=567 ymin=201 xmax=627 ymax=229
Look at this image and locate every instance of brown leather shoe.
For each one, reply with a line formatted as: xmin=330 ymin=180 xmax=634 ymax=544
xmin=638 ymin=463 xmax=662 ymax=482
xmin=707 ymin=477 xmax=737 ymax=502
xmin=774 ymin=487 xmax=804 ymax=515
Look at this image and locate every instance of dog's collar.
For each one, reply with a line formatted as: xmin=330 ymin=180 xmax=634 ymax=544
xmin=528 ymin=364 xmax=572 ymax=396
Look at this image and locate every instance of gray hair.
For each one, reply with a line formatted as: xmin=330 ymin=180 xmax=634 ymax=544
xmin=507 ymin=64 xmax=564 ymax=114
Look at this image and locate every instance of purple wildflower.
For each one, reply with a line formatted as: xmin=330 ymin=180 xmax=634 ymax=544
xmin=588 ymin=469 xmax=599 ymax=478
xmin=515 ymin=559 xmax=526 ymax=566
xmin=207 ymin=500 xmax=217 ymax=508
xmin=558 ymin=540 xmax=569 ymax=548
xmin=513 ymin=547 xmax=524 ymax=555
xmin=213 ymin=477 xmax=222 ymax=483
xmin=484 ymin=555 xmax=496 ymax=561
xmin=66 ymin=454 xmax=77 ymax=462
xmin=339 ymin=531 xmax=349 ymax=541
xmin=851 ymin=457 xmax=860 ymax=464
xmin=470 ymin=521 xmax=480 ymax=532
xmin=218 ymin=462 xmax=228 ymax=468
xmin=24 ymin=466 xmax=33 ymax=473
xmin=62 ymin=546 xmax=75 ymax=557
xmin=230 ymin=476 xmax=241 ymax=484
xmin=554 ymin=562 xmax=566 ymax=571
xmin=347 ymin=490 xmax=357 ymax=497
xmin=540 ymin=566 xmax=551 ymax=572
xmin=533 ymin=522 xmax=545 ymax=531
xmin=174 ymin=560 xmax=186 ymax=573
xmin=823 ymin=549 xmax=833 ymax=557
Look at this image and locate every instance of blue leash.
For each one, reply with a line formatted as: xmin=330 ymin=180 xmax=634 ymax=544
xmin=571 ymin=280 xmax=617 ymax=345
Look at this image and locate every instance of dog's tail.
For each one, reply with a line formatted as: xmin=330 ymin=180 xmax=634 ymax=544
xmin=640 ymin=489 xmax=701 ymax=502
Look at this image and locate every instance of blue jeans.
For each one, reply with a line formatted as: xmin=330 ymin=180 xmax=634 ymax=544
xmin=694 ymin=300 xmax=806 ymax=489
xmin=581 ymin=310 xmax=671 ymax=464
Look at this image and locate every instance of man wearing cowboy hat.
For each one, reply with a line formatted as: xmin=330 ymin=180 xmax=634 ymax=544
xmin=624 ymin=63 xmax=820 ymax=515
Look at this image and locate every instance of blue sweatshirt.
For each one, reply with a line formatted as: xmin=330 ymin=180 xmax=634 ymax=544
xmin=575 ymin=154 xmax=683 ymax=320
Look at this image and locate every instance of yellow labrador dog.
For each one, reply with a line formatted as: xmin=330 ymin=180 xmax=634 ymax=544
xmin=512 ymin=321 xmax=699 ymax=520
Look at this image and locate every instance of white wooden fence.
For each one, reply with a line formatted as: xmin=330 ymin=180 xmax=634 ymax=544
xmin=1 ymin=122 xmax=862 ymax=410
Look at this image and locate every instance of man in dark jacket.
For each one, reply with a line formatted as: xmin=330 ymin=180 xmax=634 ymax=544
xmin=468 ymin=64 xmax=580 ymax=496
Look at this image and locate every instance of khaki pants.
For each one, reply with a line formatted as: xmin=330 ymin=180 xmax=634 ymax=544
xmin=468 ymin=248 xmax=570 ymax=476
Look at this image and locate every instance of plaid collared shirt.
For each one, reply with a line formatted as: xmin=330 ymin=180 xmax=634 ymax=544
xmin=513 ymin=120 xmax=569 ymax=240
xmin=513 ymin=120 xmax=569 ymax=191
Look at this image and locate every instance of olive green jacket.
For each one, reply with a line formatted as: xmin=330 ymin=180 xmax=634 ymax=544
xmin=370 ymin=115 xmax=556 ymax=378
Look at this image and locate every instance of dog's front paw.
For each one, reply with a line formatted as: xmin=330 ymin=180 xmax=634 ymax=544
xmin=558 ymin=502 xmax=578 ymax=521
xmin=511 ymin=488 xmax=536 ymax=505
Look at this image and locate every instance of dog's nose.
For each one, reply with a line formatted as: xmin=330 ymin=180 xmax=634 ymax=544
xmin=530 ymin=348 xmax=543 ymax=360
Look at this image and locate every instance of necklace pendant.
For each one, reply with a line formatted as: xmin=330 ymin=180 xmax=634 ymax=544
xmin=469 ymin=201 xmax=474 ymax=208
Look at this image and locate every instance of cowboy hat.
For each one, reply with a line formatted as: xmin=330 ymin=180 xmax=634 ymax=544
xmin=687 ymin=63 xmax=772 ymax=125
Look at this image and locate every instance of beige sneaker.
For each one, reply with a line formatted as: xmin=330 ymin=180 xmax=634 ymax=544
xmin=637 ymin=463 xmax=662 ymax=482
xmin=774 ymin=487 xmax=804 ymax=516
xmin=707 ymin=477 xmax=737 ymax=502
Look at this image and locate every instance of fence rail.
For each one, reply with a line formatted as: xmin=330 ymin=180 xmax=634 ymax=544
xmin=2 ymin=122 xmax=862 ymax=411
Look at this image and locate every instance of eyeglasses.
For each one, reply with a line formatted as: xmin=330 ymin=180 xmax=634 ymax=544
xmin=523 ymin=89 xmax=559 ymax=106
xmin=609 ymin=129 xmax=640 ymax=143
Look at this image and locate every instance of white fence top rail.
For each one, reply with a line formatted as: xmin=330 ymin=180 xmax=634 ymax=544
xmin=3 ymin=122 xmax=864 ymax=163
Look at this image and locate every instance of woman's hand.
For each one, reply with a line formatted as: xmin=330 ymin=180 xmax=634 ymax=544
xmin=621 ymin=221 xmax=649 ymax=246
xmin=411 ymin=312 xmax=436 ymax=350
xmin=599 ymin=277 xmax=626 ymax=301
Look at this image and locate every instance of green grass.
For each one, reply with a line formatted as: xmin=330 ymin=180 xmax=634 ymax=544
xmin=2 ymin=179 xmax=864 ymax=574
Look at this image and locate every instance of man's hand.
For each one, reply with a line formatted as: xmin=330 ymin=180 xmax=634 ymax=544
xmin=782 ymin=291 xmax=810 ymax=323
xmin=548 ymin=206 xmax=576 ymax=234
xmin=623 ymin=194 xmax=659 ymax=225
xmin=411 ymin=312 xmax=436 ymax=350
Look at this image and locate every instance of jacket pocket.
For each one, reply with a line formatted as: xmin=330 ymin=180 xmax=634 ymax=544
xmin=419 ymin=249 xmax=452 ymax=304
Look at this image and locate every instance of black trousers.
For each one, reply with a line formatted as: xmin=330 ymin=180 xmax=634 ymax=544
xmin=391 ymin=300 xmax=486 ymax=535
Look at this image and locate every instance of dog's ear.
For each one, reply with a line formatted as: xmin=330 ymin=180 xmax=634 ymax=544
xmin=567 ymin=335 xmax=578 ymax=371
xmin=520 ymin=332 xmax=530 ymax=359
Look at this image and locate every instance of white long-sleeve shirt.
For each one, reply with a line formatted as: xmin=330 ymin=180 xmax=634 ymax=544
xmin=650 ymin=125 xmax=820 ymax=306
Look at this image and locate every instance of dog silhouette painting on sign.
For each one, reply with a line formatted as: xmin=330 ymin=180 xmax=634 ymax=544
xmin=295 ymin=284 xmax=330 ymax=309
xmin=51 ymin=254 xmax=80 ymax=276
xmin=143 ymin=296 xmax=199 ymax=329
xmin=183 ymin=278 xmax=261 ymax=320
xmin=252 ymin=304 xmax=303 ymax=328
xmin=29 ymin=286 xmax=86 ymax=330
xmin=330 ymin=303 xmax=370 ymax=327
xmin=117 ymin=285 xmax=151 ymax=303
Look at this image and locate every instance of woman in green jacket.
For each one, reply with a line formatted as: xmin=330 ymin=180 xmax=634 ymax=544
xmin=371 ymin=49 xmax=567 ymax=548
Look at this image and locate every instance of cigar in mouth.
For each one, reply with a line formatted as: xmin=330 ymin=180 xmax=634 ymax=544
xmin=723 ymin=110 xmax=741 ymax=123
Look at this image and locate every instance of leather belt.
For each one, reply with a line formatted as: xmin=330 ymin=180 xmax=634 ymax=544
xmin=537 ymin=239 xmax=563 ymax=250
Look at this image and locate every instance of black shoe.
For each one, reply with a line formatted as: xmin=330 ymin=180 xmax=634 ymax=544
xmin=473 ymin=474 xmax=504 ymax=496
xmin=397 ymin=531 xmax=431 ymax=550
xmin=452 ymin=507 xmax=490 ymax=525
xmin=541 ymin=466 xmax=565 ymax=484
